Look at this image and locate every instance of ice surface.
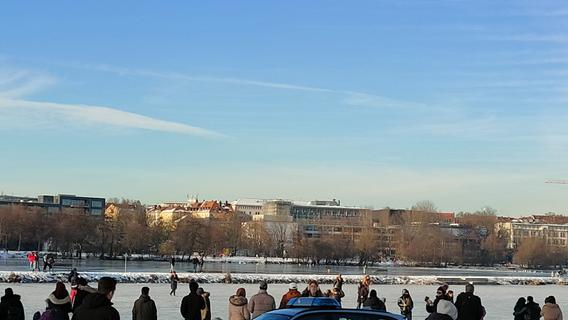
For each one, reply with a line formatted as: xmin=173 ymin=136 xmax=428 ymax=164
xmin=2 ymin=282 xmax=566 ymax=320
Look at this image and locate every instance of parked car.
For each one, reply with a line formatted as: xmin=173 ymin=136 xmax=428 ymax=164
xmin=255 ymin=297 xmax=405 ymax=320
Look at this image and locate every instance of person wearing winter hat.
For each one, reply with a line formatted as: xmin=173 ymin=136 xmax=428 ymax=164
xmin=426 ymin=286 xmax=448 ymax=313
xmin=229 ymin=288 xmax=250 ymax=320
xmin=426 ymin=299 xmax=458 ymax=320
xmin=45 ymin=281 xmax=72 ymax=320
xmin=278 ymin=283 xmax=301 ymax=309
xmin=248 ymin=281 xmax=275 ymax=319
xmin=397 ymin=289 xmax=414 ymax=320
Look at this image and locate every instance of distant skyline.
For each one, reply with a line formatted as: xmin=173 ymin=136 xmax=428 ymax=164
xmin=1 ymin=1 xmax=568 ymax=215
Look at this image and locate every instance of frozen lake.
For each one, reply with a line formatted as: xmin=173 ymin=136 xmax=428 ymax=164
xmin=0 ymin=256 xmax=553 ymax=278
xmin=2 ymin=282 xmax=565 ymax=320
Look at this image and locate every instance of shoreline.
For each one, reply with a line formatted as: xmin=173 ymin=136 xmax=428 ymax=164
xmin=1 ymin=271 xmax=566 ymax=286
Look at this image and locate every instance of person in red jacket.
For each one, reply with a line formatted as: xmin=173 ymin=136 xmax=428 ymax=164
xmin=279 ymin=283 xmax=301 ymax=309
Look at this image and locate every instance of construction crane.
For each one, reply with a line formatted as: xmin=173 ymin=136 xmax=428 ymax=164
xmin=545 ymin=180 xmax=568 ymax=184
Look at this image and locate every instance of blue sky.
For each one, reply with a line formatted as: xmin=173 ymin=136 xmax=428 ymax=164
xmin=1 ymin=1 xmax=568 ymax=215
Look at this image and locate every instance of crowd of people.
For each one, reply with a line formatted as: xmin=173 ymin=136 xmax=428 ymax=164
xmin=0 ymin=272 xmax=564 ymax=320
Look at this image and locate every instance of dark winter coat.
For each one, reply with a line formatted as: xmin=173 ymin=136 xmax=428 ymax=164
xmin=357 ymin=283 xmax=370 ymax=304
xmin=514 ymin=305 xmax=528 ymax=320
xmin=0 ymin=293 xmax=25 ymax=320
xmin=170 ymin=275 xmax=179 ymax=290
xmin=329 ymin=288 xmax=345 ymax=304
xmin=71 ymin=293 xmax=120 ymax=320
xmin=426 ymin=313 xmax=454 ymax=320
xmin=132 ymin=294 xmax=157 ymax=320
xmin=180 ymin=292 xmax=205 ymax=320
xmin=300 ymin=288 xmax=323 ymax=297
xmin=201 ymin=292 xmax=211 ymax=320
xmin=333 ymin=277 xmax=344 ymax=291
xmin=455 ymin=292 xmax=484 ymax=320
xmin=397 ymin=295 xmax=413 ymax=316
xmin=526 ymin=302 xmax=542 ymax=320
xmin=46 ymin=293 xmax=72 ymax=320
xmin=362 ymin=296 xmax=386 ymax=311
xmin=72 ymin=285 xmax=97 ymax=312
xmin=279 ymin=290 xmax=301 ymax=309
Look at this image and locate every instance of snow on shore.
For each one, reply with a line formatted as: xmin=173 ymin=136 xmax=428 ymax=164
xmin=0 ymin=271 xmax=566 ymax=285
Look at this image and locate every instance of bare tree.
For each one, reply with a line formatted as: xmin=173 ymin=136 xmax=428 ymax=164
xmin=411 ymin=200 xmax=438 ymax=213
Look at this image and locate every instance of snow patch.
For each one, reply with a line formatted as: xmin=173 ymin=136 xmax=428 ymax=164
xmin=0 ymin=271 xmax=565 ymax=286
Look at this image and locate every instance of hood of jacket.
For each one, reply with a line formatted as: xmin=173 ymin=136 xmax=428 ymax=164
xmin=1 ymin=294 xmax=21 ymax=303
xmin=77 ymin=284 xmax=97 ymax=294
xmin=81 ymin=292 xmax=113 ymax=309
xmin=229 ymin=295 xmax=248 ymax=306
xmin=137 ymin=294 xmax=152 ymax=302
xmin=48 ymin=293 xmax=71 ymax=306
xmin=543 ymin=303 xmax=561 ymax=313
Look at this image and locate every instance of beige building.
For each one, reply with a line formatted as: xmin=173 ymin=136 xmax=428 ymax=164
xmin=497 ymin=221 xmax=568 ymax=249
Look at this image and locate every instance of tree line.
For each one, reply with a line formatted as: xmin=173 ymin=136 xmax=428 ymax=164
xmin=0 ymin=201 xmax=566 ymax=268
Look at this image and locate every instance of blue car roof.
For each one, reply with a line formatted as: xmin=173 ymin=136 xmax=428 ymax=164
xmin=287 ymin=297 xmax=341 ymax=308
xmin=257 ymin=308 xmax=406 ymax=320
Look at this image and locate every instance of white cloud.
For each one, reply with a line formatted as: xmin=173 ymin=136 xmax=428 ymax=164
xmin=0 ymin=69 xmax=57 ymax=98
xmin=0 ymin=68 xmax=225 ymax=137
xmin=63 ymin=62 xmax=419 ymax=109
xmin=0 ymin=98 xmax=225 ymax=138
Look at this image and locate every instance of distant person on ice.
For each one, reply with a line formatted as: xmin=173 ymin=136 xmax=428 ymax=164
xmin=0 ymin=288 xmax=25 ymax=320
xmin=192 ymin=257 xmax=199 ymax=273
xmin=170 ymin=256 xmax=176 ymax=272
xmin=170 ymin=271 xmax=179 ymax=296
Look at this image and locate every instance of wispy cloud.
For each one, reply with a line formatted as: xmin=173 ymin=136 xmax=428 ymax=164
xmin=62 ymin=62 xmax=421 ymax=110
xmin=0 ymin=98 xmax=225 ymax=138
xmin=0 ymin=68 xmax=225 ymax=138
xmin=495 ymin=34 xmax=568 ymax=43
xmin=0 ymin=69 xmax=57 ymax=98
